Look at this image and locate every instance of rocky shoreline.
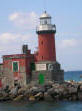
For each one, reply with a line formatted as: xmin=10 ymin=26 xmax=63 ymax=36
xmin=0 ymin=81 xmax=82 ymax=102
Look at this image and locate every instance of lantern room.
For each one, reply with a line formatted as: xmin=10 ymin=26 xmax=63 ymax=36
xmin=40 ymin=11 xmax=51 ymax=25
xmin=36 ymin=11 xmax=56 ymax=34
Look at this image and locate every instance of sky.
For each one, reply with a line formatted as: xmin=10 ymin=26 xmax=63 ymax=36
xmin=0 ymin=0 xmax=82 ymax=71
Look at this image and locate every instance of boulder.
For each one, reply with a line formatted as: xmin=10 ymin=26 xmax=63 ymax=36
xmin=29 ymin=96 xmax=35 ymax=101
xmin=34 ymin=92 xmax=44 ymax=100
xmin=54 ymin=88 xmax=60 ymax=94
xmin=79 ymin=85 xmax=82 ymax=91
xmin=59 ymin=87 xmax=65 ymax=93
xmin=44 ymin=83 xmax=52 ymax=91
xmin=30 ymin=86 xmax=38 ymax=92
xmin=13 ymin=95 xmax=24 ymax=101
xmin=78 ymin=92 xmax=82 ymax=100
xmin=72 ymin=94 xmax=77 ymax=101
xmin=38 ymin=86 xmax=45 ymax=92
xmin=68 ymin=87 xmax=77 ymax=94
xmin=47 ymin=88 xmax=54 ymax=95
xmin=10 ymin=87 xmax=18 ymax=95
xmin=44 ymin=92 xmax=53 ymax=101
xmin=18 ymin=88 xmax=26 ymax=95
xmin=52 ymin=83 xmax=60 ymax=88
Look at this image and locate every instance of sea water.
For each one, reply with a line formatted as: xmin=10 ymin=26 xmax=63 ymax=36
xmin=64 ymin=71 xmax=82 ymax=82
xmin=0 ymin=101 xmax=82 ymax=111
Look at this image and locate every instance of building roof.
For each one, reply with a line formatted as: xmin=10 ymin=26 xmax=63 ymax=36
xmin=40 ymin=11 xmax=51 ymax=19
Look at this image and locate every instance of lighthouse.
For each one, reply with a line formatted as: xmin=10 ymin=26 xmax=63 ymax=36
xmin=36 ymin=11 xmax=56 ymax=61
xmin=32 ymin=11 xmax=64 ymax=83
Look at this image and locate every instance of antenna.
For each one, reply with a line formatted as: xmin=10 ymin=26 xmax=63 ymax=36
xmin=43 ymin=0 xmax=47 ymax=12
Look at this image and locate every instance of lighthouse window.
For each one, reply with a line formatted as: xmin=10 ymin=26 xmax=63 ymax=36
xmin=41 ymin=41 xmax=43 ymax=45
xmin=40 ymin=18 xmax=51 ymax=25
xmin=47 ymin=19 xmax=51 ymax=24
xmin=44 ymin=20 xmax=47 ymax=24
xmin=42 ymin=56 xmax=43 ymax=60
xmin=40 ymin=19 xmax=44 ymax=25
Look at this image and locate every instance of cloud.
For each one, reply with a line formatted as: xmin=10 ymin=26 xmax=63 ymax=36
xmin=0 ymin=32 xmax=38 ymax=60
xmin=56 ymin=39 xmax=78 ymax=50
xmin=0 ymin=33 xmax=21 ymax=44
xmin=9 ymin=12 xmax=39 ymax=30
xmin=0 ymin=32 xmax=82 ymax=71
xmin=9 ymin=13 xmax=19 ymax=21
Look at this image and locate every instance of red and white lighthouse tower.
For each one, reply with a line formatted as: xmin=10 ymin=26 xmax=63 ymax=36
xmin=36 ymin=11 xmax=56 ymax=62
xmin=32 ymin=11 xmax=64 ymax=83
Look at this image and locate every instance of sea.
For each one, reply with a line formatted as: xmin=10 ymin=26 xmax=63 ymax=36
xmin=0 ymin=71 xmax=82 ymax=111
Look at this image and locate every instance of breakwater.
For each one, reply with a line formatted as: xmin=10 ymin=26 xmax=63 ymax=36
xmin=0 ymin=81 xmax=82 ymax=102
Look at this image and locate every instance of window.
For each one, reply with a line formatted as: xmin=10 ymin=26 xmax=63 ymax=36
xmin=13 ymin=61 xmax=19 ymax=72
xmin=30 ymin=63 xmax=35 ymax=71
xmin=41 ymin=41 xmax=43 ymax=45
xmin=40 ymin=18 xmax=51 ymax=25
xmin=42 ymin=56 xmax=43 ymax=60
xmin=53 ymin=48 xmax=55 ymax=52
xmin=44 ymin=20 xmax=47 ymax=24
xmin=47 ymin=19 xmax=51 ymax=24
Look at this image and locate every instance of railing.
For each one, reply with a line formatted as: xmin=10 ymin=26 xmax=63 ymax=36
xmin=36 ymin=24 xmax=56 ymax=32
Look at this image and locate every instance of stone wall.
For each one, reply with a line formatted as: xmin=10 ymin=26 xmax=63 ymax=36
xmin=3 ymin=55 xmax=27 ymax=88
xmin=32 ymin=70 xmax=64 ymax=83
xmin=2 ymin=51 xmax=34 ymax=88
xmin=32 ymin=61 xmax=64 ymax=83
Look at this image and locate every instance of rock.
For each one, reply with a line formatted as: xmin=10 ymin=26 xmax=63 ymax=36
xmin=13 ymin=95 xmax=24 ymax=101
xmin=2 ymin=92 xmax=8 ymax=97
xmin=34 ymin=92 xmax=43 ymax=98
xmin=44 ymin=92 xmax=53 ymax=101
xmin=10 ymin=87 xmax=18 ymax=95
xmin=29 ymin=96 xmax=35 ymax=101
xmin=79 ymin=85 xmax=82 ymax=91
xmin=54 ymin=85 xmax=65 ymax=94
xmin=29 ymin=86 xmax=45 ymax=95
xmin=4 ymin=85 xmax=10 ymax=94
xmin=68 ymin=97 xmax=72 ymax=101
xmin=0 ymin=97 xmax=11 ymax=101
xmin=45 ymin=81 xmax=54 ymax=86
xmin=54 ymin=95 xmax=60 ymax=100
xmin=63 ymin=90 xmax=69 ymax=97
xmin=61 ymin=87 xmax=69 ymax=99
xmin=18 ymin=88 xmax=26 ymax=95
xmin=30 ymin=86 xmax=38 ymax=92
xmin=44 ymin=83 xmax=52 ymax=91
xmin=38 ymin=86 xmax=45 ymax=92
xmin=9 ymin=94 xmax=15 ymax=100
xmin=78 ymin=92 xmax=82 ymax=100
xmin=68 ymin=87 xmax=77 ymax=94
xmin=47 ymin=88 xmax=54 ymax=95
xmin=72 ymin=94 xmax=77 ymax=101
xmin=34 ymin=92 xmax=44 ymax=100
xmin=24 ymin=90 xmax=31 ymax=96
xmin=0 ymin=81 xmax=81 ymax=102
xmin=0 ymin=93 xmax=3 ymax=97
xmin=54 ymin=88 xmax=60 ymax=94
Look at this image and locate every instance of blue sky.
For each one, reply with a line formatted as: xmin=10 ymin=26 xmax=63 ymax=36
xmin=0 ymin=0 xmax=82 ymax=71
